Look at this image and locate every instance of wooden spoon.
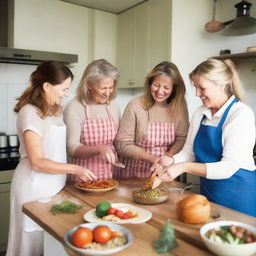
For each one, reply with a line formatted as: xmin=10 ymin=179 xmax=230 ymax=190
xmin=144 ymin=176 xmax=162 ymax=190
xmin=205 ymin=0 xmax=224 ymax=32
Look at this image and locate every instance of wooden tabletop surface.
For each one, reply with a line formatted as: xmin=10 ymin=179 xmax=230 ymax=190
xmin=22 ymin=178 xmax=256 ymax=256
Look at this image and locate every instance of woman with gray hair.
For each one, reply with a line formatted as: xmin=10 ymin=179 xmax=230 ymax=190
xmin=64 ymin=59 xmax=120 ymax=181
xmin=153 ymin=58 xmax=256 ymax=217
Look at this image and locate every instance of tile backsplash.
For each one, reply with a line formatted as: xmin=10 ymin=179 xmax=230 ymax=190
xmin=0 ymin=63 xmax=35 ymax=134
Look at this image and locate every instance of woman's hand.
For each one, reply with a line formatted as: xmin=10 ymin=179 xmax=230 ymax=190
xmin=98 ymin=146 xmax=116 ymax=164
xmin=157 ymin=163 xmax=185 ymax=182
xmin=74 ymin=165 xmax=97 ymax=182
xmin=150 ymin=155 xmax=174 ymax=175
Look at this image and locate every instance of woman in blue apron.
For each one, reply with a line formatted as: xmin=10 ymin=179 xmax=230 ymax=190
xmin=153 ymin=59 xmax=256 ymax=217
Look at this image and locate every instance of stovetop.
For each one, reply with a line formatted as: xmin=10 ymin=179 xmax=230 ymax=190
xmin=0 ymin=152 xmax=20 ymax=171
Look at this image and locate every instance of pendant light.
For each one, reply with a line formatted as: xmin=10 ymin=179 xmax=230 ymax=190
xmin=205 ymin=0 xmax=256 ymax=36
xmin=222 ymin=0 xmax=256 ymax=36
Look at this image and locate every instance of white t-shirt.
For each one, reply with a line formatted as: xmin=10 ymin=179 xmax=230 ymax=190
xmin=174 ymin=95 xmax=256 ymax=179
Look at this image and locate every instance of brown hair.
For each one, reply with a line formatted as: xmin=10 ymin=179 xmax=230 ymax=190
xmin=76 ymin=59 xmax=119 ymax=104
xmin=14 ymin=61 xmax=73 ymax=116
xmin=143 ymin=61 xmax=187 ymax=115
xmin=189 ymin=58 xmax=244 ymax=101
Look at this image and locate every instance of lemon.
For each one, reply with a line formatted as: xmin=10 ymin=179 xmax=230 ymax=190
xmin=96 ymin=201 xmax=111 ymax=217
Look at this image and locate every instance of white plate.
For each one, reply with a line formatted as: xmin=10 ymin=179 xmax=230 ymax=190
xmin=64 ymin=222 xmax=133 ymax=255
xmin=83 ymin=203 xmax=152 ymax=224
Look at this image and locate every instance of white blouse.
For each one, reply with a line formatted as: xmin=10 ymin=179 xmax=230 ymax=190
xmin=174 ymin=95 xmax=256 ymax=179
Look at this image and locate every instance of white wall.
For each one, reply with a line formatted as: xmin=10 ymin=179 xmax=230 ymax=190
xmin=171 ymin=0 xmax=256 ymax=118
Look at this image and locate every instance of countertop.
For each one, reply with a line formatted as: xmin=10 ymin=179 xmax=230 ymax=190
xmin=22 ymin=178 xmax=256 ymax=256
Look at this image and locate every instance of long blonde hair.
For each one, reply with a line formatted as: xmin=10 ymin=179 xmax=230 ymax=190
xmin=143 ymin=61 xmax=187 ymax=115
xmin=189 ymin=58 xmax=244 ymax=101
xmin=76 ymin=59 xmax=119 ymax=104
xmin=14 ymin=61 xmax=73 ymax=117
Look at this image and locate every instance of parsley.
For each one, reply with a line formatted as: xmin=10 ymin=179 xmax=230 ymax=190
xmin=152 ymin=219 xmax=178 ymax=254
xmin=50 ymin=200 xmax=83 ymax=215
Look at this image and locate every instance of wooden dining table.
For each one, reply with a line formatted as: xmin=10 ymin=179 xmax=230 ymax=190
xmin=22 ymin=178 xmax=256 ymax=256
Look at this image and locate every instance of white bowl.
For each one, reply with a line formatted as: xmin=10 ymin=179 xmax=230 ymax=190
xmin=64 ymin=222 xmax=133 ymax=255
xmin=200 ymin=220 xmax=256 ymax=256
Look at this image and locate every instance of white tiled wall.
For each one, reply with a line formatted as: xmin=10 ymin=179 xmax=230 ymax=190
xmin=0 ymin=64 xmax=36 ymax=134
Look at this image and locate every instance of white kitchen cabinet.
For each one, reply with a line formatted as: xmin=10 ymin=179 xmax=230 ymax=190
xmin=116 ymin=0 xmax=171 ymax=88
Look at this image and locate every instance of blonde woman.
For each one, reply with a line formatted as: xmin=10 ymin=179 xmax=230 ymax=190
xmin=64 ymin=59 xmax=120 ymax=181
xmin=114 ymin=61 xmax=189 ymax=178
xmin=154 ymin=59 xmax=256 ymax=217
xmin=6 ymin=61 xmax=96 ymax=256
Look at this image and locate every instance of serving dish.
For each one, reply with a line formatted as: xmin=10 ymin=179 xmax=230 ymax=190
xmin=64 ymin=222 xmax=133 ymax=255
xmin=83 ymin=203 xmax=152 ymax=224
xmin=75 ymin=180 xmax=119 ymax=193
xmin=200 ymin=220 xmax=256 ymax=256
xmin=132 ymin=188 xmax=169 ymax=204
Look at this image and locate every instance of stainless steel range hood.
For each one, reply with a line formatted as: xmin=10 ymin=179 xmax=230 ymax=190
xmin=0 ymin=0 xmax=78 ymax=65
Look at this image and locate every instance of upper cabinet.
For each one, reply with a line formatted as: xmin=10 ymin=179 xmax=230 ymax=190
xmin=116 ymin=0 xmax=171 ymax=88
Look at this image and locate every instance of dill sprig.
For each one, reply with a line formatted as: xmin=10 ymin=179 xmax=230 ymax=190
xmin=50 ymin=200 xmax=83 ymax=215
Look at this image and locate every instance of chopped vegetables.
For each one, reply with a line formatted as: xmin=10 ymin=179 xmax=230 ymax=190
xmin=152 ymin=219 xmax=178 ymax=254
xmin=50 ymin=200 xmax=83 ymax=215
xmin=205 ymin=225 xmax=256 ymax=244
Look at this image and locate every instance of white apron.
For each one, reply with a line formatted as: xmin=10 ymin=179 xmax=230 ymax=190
xmin=23 ymin=124 xmax=67 ymax=232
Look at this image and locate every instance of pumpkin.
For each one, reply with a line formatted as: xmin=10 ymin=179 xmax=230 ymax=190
xmin=176 ymin=194 xmax=211 ymax=224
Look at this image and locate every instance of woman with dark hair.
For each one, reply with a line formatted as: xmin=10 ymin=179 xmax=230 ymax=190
xmin=6 ymin=61 xmax=96 ymax=256
xmin=153 ymin=59 xmax=256 ymax=216
xmin=114 ymin=61 xmax=189 ymax=178
xmin=64 ymin=59 xmax=120 ymax=181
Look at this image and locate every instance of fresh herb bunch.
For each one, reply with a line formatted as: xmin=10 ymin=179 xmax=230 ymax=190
xmin=50 ymin=200 xmax=83 ymax=215
xmin=152 ymin=219 xmax=178 ymax=254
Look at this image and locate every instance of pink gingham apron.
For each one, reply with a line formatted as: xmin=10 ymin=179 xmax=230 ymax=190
xmin=115 ymin=111 xmax=175 ymax=178
xmin=70 ymin=104 xmax=117 ymax=181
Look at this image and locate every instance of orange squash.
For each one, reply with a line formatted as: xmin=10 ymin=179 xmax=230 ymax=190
xmin=176 ymin=194 xmax=211 ymax=224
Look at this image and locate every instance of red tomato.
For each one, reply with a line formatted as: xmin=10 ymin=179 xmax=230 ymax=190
xmin=93 ymin=225 xmax=112 ymax=243
xmin=107 ymin=207 xmax=116 ymax=215
xmin=123 ymin=212 xmax=133 ymax=219
xmin=115 ymin=209 xmax=124 ymax=219
xmin=71 ymin=227 xmax=93 ymax=248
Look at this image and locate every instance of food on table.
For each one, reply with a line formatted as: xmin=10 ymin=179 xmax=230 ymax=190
xmin=93 ymin=225 xmax=112 ymax=243
xmin=152 ymin=219 xmax=178 ymax=253
xmin=176 ymin=194 xmax=211 ymax=224
xmin=205 ymin=225 xmax=256 ymax=244
xmin=71 ymin=227 xmax=93 ymax=248
xmin=71 ymin=225 xmax=127 ymax=250
xmin=144 ymin=176 xmax=162 ymax=190
xmin=96 ymin=201 xmax=111 ymax=217
xmin=77 ymin=180 xmax=116 ymax=189
xmin=95 ymin=201 xmax=138 ymax=221
xmin=49 ymin=200 xmax=83 ymax=215
xmin=134 ymin=188 xmax=168 ymax=198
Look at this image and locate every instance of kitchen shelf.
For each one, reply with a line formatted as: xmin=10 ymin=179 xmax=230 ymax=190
xmin=212 ymin=51 xmax=256 ymax=60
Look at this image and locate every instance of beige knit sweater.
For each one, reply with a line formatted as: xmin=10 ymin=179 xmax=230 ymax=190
xmin=115 ymin=96 xmax=189 ymax=160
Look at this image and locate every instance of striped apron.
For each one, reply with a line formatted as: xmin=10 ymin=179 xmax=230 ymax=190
xmin=70 ymin=105 xmax=117 ymax=181
xmin=115 ymin=111 xmax=175 ymax=178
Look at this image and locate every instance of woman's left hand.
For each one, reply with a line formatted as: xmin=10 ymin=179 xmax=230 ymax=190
xmin=150 ymin=155 xmax=174 ymax=175
xmin=157 ymin=163 xmax=185 ymax=182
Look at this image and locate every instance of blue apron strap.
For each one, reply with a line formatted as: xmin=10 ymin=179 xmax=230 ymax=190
xmin=217 ymin=98 xmax=238 ymax=128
